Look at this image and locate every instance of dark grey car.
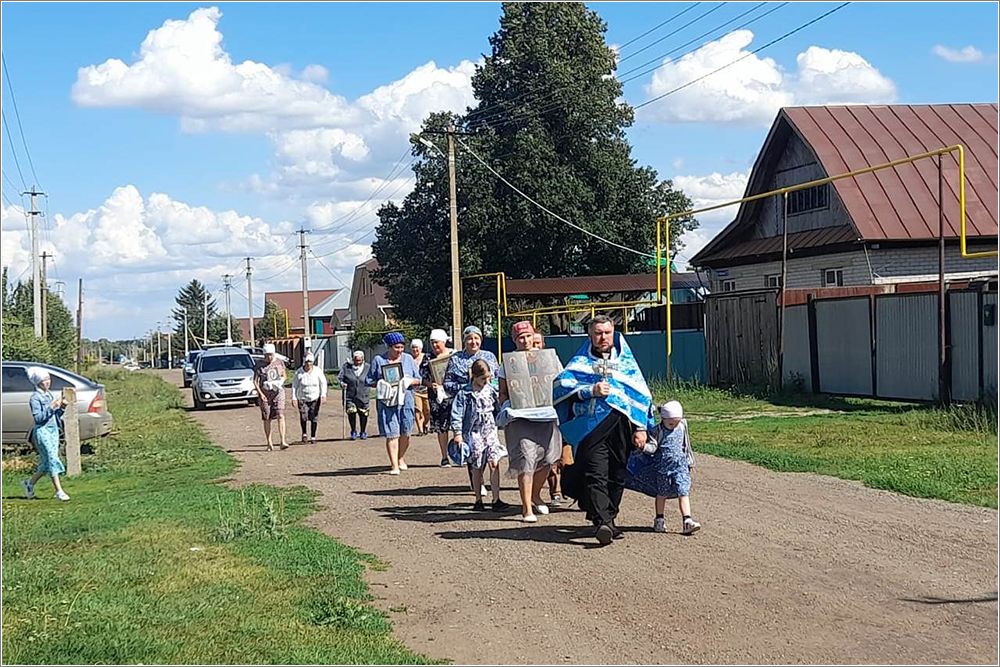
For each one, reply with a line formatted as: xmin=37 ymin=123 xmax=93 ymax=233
xmin=1 ymin=361 xmax=114 ymax=444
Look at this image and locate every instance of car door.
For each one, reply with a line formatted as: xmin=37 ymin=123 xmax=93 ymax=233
xmin=1 ymin=365 xmax=36 ymax=443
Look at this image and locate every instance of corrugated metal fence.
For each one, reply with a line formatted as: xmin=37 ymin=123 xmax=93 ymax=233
xmin=772 ymin=289 xmax=998 ymax=401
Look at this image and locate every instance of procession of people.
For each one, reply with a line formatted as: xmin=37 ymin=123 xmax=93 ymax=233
xmin=248 ymin=315 xmax=700 ymax=546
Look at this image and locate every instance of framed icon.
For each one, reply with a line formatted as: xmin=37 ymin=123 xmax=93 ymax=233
xmin=381 ymin=362 xmax=403 ymax=385
xmin=428 ymin=352 xmax=453 ymax=385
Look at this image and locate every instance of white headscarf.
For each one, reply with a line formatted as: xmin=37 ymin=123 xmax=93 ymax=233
xmin=27 ymin=366 xmax=50 ymax=387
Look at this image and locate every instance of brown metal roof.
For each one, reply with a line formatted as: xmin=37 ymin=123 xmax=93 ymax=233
xmin=702 ymin=226 xmax=858 ymax=263
xmin=785 ymin=104 xmax=998 ymax=240
xmin=262 ymin=289 xmax=339 ymax=331
xmin=693 ymin=104 xmax=999 ymax=266
xmin=505 ymin=272 xmax=701 ymax=296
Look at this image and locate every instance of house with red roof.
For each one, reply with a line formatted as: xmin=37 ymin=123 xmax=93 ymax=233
xmin=691 ymin=104 xmax=998 ymax=293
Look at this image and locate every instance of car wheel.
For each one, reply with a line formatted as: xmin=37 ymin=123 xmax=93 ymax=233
xmin=249 ymin=398 xmax=260 ymax=407
xmin=183 ymin=380 xmax=190 ymax=388
xmin=193 ymin=393 xmax=204 ymax=410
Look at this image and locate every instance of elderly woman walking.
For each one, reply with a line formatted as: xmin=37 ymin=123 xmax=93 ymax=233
xmin=292 ymin=352 xmax=328 ymax=444
xmin=421 ymin=328 xmax=455 ymax=466
xmin=20 ymin=367 xmax=71 ymax=501
xmin=253 ymin=343 xmax=289 ymax=450
xmin=338 ymin=350 xmax=371 ymax=440
xmin=367 ymin=332 xmax=421 ymax=474
xmin=498 ymin=321 xmax=563 ymax=522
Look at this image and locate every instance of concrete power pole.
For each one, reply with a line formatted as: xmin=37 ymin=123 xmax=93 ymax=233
xmin=183 ymin=307 xmax=190 ymax=357
xmin=245 ymin=257 xmax=256 ymax=345
xmin=27 ymin=188 xmax=44 ymax=338
xmin=40 ymin=251 xmax=51 ymax=338
xmin=203 ymin=290 xmax=209 ymax=345
xmin=299 ymin=229 xmax=311 ymax=349
xmin=75 ymin=278 xmax=83 ymax=372
xmin=447 ymin=126 xmax=462 ymax=341
xmin=222 ymin=274 xmax=234 ymax=344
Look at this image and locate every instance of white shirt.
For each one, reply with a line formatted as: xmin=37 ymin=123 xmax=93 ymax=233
xmin=292 ymin=366 xmax=328 ymax=402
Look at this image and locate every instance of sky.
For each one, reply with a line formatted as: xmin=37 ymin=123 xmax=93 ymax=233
xmin=1 ymin=1 xmax=997 ymax=340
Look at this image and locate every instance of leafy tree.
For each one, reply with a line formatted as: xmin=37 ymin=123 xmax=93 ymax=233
xmin=348 ymin=317 xmax=420 ymax=352
xmin=261 ymin=299 xmax=286 ymax=341
xmin=372 ymin=3 xmax=697 ymax=330
xmin=2 ymin=271 xmax=77 ymax=367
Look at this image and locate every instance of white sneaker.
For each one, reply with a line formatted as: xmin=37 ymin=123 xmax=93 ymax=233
xmin=533 ymin=504 xmax=549 ymax=515
xmin=55 ymin=490 xmax=70 ymax=502
xmin=21 ymin=479 xmax=34 ymax=500
xmin=521 ymin=514 xmax=538 ymax=523
xmin=653 ymin=517 xmax=667 ymax=533
xmin=682 ymin=518 xmax=701 ymax=535
xmin=398 ymin=462 xmax=408 ymax=471
xmin=480 ymin=485 xmax=488 ymax=497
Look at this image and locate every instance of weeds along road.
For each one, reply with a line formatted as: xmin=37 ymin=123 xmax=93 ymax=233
xmin=168 ymin=370 xmax=999 ymax=665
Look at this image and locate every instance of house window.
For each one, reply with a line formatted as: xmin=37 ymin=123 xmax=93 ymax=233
xmin=822 ymin=268 xmax=844 ymax=287
xmin=787 ymin=184 xmax=829 ymax=215
xmin=721 ymin=280 xmax=737 ymax=292
xmin=765 ymin=274 xmax=783 ymax=288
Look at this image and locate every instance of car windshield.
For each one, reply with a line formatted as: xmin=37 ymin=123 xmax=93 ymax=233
xmin=199 ymin=354 xmax=253 ymax=373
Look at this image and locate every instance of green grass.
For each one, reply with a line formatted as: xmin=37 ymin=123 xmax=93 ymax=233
xmin=2 ymin=369 xmax=431 ymax=665
xmin=653 ymin=381 xmax=998 ymax=508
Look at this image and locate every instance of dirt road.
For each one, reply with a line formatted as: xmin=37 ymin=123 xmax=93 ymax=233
xmin=174 ymin=371 xmax=998 ymax=664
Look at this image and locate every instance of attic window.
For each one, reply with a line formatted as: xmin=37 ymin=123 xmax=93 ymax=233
xmin=787 ymin=184 xmax=829 ymax=215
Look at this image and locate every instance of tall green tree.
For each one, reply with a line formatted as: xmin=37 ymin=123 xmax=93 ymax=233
xmin=373 ymin=2 xmax=696 ymax=329
xmin=171 ymin=280 xmax=226 ymax=346
xmin=261 ymin=299 xmax=285 ymax=340
xmin=2 ymin=271 xmax=77 ymax=367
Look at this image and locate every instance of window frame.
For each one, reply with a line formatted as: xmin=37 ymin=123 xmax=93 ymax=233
xmin=765 ymin=274 xmax=783 ymax=288
xmin=787 ymin=184 xmax=830 ymax=216
xmin=822 ymin=268 xmax=844 ymax=287
xmin=721 ymin=279 xmax=737 ymax=292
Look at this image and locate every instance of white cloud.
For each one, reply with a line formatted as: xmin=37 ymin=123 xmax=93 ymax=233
xmin=300 ymin=64 xmax=329 ymax=83
xmin=1 ymin=188 xmax=361 ymax=339
xmin=642 ymin=30 xmax=896 ymax=125
xmin=72 ymin=7 xmax=360 ymax=133
xmin=931 ymin=44 xmax=985 ymax=63
xmin=671 ymin=170 xmax=749 ymax=262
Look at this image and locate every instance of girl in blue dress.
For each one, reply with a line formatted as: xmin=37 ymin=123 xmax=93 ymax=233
xmin=21 ymin=367 xmax=71 ymax=501
xmin=625 ymin=400 xmax=699 ymax=535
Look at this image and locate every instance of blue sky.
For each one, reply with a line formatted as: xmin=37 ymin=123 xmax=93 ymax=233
xmin=2 ymin=2 xmax=997 ymax=340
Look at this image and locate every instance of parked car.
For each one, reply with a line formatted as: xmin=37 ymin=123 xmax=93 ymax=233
xmin=1 ymin=361 xmax=114 ymax=444
xmin=191 ymin=347 xmax=257 ymax=410
xmin=182 ymin=351 xmax=202 ymax=388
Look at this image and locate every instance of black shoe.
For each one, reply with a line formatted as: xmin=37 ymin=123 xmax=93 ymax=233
xmin=595 ymin=524 xmax=614 ymax=546
xmin=492 ymin=499 xmax=512 ymax=512
xmin=611 ymin=523 xmax=625 ymax=540
xmin=473 ymin=499 xmax=486 ymax=511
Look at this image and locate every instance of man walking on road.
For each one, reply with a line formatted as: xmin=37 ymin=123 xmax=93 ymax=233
xmin=554 ymin=315 xmax=655 ymax=546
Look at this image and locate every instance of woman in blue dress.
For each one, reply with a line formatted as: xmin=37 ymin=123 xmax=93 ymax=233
xmin=21 ymin=366 xmax=71 ymax=501
xmin=367 ymin=332 xmax=421 ymax=475
xmin=625 ymin=400 xmax=700 ymax=535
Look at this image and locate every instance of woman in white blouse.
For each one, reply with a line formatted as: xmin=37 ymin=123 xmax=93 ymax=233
xmin=291 ymin=352 xmax=328 ymax=444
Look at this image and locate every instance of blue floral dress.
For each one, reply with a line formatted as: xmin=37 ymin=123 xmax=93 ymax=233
xmin=450 ymin=383 xmax=507 ymax=469
xmin=625 ymin=420 xmax=692 ymax=499
xmin=29 ymin=389 xmax=66 ymax=475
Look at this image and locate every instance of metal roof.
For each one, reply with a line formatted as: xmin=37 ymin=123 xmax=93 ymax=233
xmin=505 ymin=272 xmax=702 ymax=296
xmin=693 ymin=104 xmax=999 ymax=265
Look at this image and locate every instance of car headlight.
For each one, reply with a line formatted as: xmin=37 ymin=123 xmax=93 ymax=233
xmin=200 ymin=380 xmax=217 ymax=389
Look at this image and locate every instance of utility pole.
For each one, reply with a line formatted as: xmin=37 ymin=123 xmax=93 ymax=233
xmin=203 ymin=289 xmax=209 ymax=345
xmin=40 ymin=251 xmax=51 ymax=338
xmin=299 ymin=229 xmax=311 ymax=348
xmin=222 ymin=274 xmax=234 ymax=344
xmin=156 ymin=322 xmax=162 ymax=366
xmin=75 ymin=278 xmax=83 ymax=372
xmin=167 ymin=330 xmax=173 ymax=369
xmin=26 ymin=188 xmax=44 ymax=338
xmin=183 ymin=307 xmax=190 ymax=357
xmin=447 ymin=126 xmax=462 ymax=340
xmin=245 ymin=257 xmax=256 ymax=345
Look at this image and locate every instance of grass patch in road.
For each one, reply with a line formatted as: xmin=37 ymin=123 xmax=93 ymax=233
xmin=2 ymin=369 xmax=430 ymax=665
xmin=653 ymin=382 xmax=998 ymax=508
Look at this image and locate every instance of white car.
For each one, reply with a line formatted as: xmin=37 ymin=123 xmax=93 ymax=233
xmin=191 ymin=347 xmax=258 ymax=410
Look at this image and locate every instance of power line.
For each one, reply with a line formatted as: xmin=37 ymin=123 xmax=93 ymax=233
xmin=457 ymin=138 xmax=655 ymax=259
xmin=634 ymin=2 xmax=852 ymax=111
xmin=616 ymin=3 xmax=704 ymax=51
xmin=309 ymin=249 xmax=353 ymax=290
xmin=1 ymin=51 xmax=40 ymax=187
xmin=617 ymin=2 xmax=729 ymax=64
xmin=1 ymin=112 xmax=27 ymax=189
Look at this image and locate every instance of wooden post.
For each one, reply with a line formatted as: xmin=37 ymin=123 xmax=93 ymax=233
xmin=62 ymin=387 xmax=82 ymax=476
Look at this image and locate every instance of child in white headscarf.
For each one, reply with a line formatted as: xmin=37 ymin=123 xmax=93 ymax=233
xmin=625 ymin=400 xmax=699 ymax=535
xmin=21 ymin=366 xmax=71 ymax=501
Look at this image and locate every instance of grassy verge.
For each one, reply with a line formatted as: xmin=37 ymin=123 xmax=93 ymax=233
xmin=1 ymin=370 xmax=430 ymax=665
xmin=652 ymin=382 xmax=998 ymax=508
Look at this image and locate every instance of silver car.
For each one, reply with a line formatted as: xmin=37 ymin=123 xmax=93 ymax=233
xmin=1 ymin=361 xmax=114 ymax=444
xmin=191 ymin=347 xmax=258 ymax=410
